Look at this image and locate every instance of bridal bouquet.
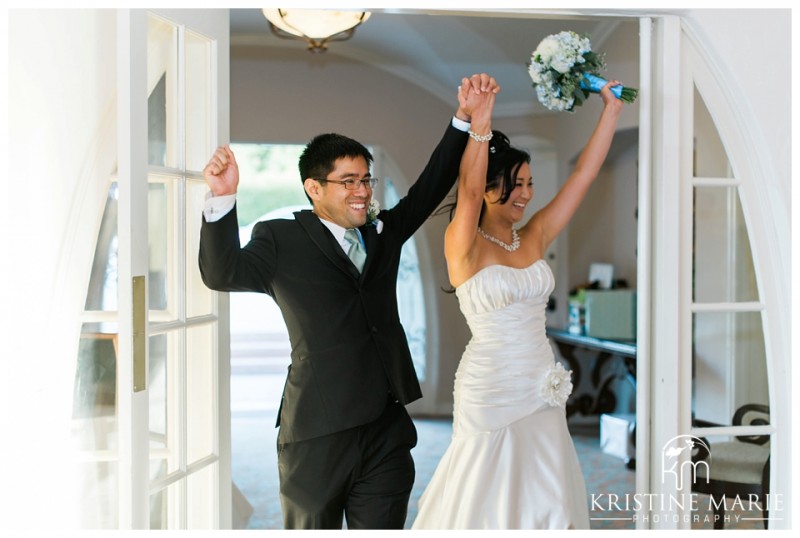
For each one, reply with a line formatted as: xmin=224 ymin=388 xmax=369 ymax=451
xmin=527 ymin=30 xmax=638 ymax=112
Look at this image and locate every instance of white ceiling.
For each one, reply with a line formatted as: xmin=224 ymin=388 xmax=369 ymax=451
xmin=229 ymin=9 xmax=632 ymax=118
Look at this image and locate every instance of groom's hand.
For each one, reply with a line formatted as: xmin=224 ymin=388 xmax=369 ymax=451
xmin=466 ymin=86 xmax=496 ymax=131
xmin=204 ymin=145 xmax=239 ymax=197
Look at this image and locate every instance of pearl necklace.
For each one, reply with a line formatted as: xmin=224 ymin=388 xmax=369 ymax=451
xmin=477 ymin=227 xmax=520 ymax=252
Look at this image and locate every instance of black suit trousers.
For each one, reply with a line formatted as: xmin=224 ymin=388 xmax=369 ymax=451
xmin=277 ymin=400 xmax=418 ymax=529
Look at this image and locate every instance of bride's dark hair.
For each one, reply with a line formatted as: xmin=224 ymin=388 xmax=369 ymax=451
xmin=433 ymin=130 xmax=531 ymax=222
xmin=433 ymin=130 xmax=532 ymax=293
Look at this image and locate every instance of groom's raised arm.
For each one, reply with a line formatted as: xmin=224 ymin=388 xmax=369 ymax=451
xmin=387 ymin=73 xmax=501 ymax=241
xmin=198 ymin=146 xmax=277 ymax=294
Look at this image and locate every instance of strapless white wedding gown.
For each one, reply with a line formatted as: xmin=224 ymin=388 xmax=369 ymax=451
xmin=412 ymin=259 xmax=589 ymax=529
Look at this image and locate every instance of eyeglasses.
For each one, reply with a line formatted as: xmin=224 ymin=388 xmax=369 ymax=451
xmin=316 ymin=177 xmax=378 ymax=190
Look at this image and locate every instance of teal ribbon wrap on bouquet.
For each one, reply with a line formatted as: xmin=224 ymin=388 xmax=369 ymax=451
xmin=580 ymin=73 xmax=638 ymax=104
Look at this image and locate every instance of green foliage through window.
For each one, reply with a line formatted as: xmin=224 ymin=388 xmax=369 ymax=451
xmin=229 ymin=143 xmax=310 ymax=226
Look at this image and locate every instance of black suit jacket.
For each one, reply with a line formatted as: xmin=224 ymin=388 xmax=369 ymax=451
xmin=200 ymin=122 xmax=467 ymax=443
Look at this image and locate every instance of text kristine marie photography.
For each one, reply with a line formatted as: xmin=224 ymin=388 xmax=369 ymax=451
xmin=589 ymin=492 xmax=783 ymax=526
xmin=589 ymin=434 xmax=781 ymax=527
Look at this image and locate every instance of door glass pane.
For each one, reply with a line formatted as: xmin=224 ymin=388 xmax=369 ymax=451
xmin=150 ymin=480 xmax=181 ymax=530
xmin=692 ymin=311 xmax=769 ymax=426
xmin=187 ymin=178 xmax=213 ymax=317
xmin=149 ymin=331 xmax=180 ymax=480
xmin=150 ymin=486 xmax=168 ymax=530
xmin=85 ymin=183 xmax=119 ymax=312
xmin=187 ymin=323 xmax=215 ymax=463
xmin=693 ymin=186 xmax=758 ymax=303
xmin=148 ymin=179 xmax=171 ymax=313
xmin=148 ymin=15 xmax=178 ymax=168
xmin=73 ymin=330 xmax=119 ymax=427
xmin=693 ymin=87 xmax=731 ymax=178
xmin=187 ymin=463 xmax=216 ymax=529
xmin=185 ymin=30 xmax=212 ymax=172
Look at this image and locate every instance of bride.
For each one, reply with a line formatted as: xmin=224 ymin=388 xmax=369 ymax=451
xmin=412 ymin=77 xmax=623 ymax=529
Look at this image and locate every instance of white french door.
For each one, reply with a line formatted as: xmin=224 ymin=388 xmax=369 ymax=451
xmin=116 ymin=8 xmax=230 ymax=528
xmin=642 ymin=15 xmax=783 ymax=530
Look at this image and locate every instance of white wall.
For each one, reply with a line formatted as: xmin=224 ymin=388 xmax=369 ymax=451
xmin=4 ymin=9 xmax=118 ymax=528
xmin=684 ymin=9 xmax=790 ymax=210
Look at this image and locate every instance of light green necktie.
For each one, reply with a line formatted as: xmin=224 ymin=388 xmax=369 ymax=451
xmin=344 ymin=228 xmax=366 ymax=273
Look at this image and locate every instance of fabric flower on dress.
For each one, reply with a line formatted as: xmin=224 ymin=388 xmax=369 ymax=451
xmin=541 ymin=361 xmax=574 ymax=407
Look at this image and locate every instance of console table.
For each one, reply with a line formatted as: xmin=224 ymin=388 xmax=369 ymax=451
xmin=546 ymin=327 xmax=637 ymax=419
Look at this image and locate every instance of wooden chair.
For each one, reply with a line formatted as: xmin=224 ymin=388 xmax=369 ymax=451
xmin=692 ymin=403 xmax=770 ymax=529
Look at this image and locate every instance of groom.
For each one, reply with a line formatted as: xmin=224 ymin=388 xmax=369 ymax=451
xmin=199 ymin=73 xmax=500 ymax=529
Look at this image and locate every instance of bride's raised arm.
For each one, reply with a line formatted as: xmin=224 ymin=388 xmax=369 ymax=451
xmin=526 ymin=81 xmax=623 ymax=251
xmin=444 ymin=78 xmax=498 ymax=284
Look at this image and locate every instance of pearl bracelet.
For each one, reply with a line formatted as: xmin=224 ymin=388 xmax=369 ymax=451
xmin=468 ymin=130 xmax=493 ymax=143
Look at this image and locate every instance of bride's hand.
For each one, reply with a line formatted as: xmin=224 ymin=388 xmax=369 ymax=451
xmin=459 ymin=75 xmax=499 ymax=121
xmin=457 ymin=73 xmax=501 ymax=121
xmin=600 ymin=80 xmax=624 ymax=112
xmin=469 ymin=89 xmax=496 ymax=127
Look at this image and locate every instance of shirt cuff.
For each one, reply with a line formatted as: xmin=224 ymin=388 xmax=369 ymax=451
xmin=451 ymin=116 xmax=470 ymax=132
xmin=203 ymin=192 xmax=236 ymax=222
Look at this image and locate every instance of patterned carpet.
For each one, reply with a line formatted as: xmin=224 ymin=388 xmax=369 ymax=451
xmin=231 ymin=376 xmax=765 ymax=530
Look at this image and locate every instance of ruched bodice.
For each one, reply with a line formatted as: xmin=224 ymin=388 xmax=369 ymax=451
xmin=456 ymin=258 xmax=554 ymax=314
xmin=412 ymin=258 xmax=589 ymax=530
xmin=452 ymin=259 xmax=564 ymax=433
xmin=456 ymin=259 xmax=554 ymax=356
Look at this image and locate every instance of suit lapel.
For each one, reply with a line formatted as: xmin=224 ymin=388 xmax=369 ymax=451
xmin=360 ymin=224 xmax=378 ymax=278
xmin=295 ymin=210 xmax=360 ymax=280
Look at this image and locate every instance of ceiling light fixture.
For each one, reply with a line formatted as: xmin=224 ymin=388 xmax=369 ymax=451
xmin=262 ymin=9 xmax=371 ymax=53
